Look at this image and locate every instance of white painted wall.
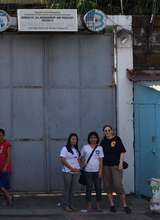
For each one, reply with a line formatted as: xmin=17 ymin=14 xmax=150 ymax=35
xmin=108 ymin=16 xmax=134 ymax=193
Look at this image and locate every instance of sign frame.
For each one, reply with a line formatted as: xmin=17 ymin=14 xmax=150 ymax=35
xmin=17 ymin=9 xmax=78 ymax=32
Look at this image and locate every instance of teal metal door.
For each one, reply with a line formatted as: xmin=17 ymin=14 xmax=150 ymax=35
xmin=134 ymin=84 xmax=160 ymax=196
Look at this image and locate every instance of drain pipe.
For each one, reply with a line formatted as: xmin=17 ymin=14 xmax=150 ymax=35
xmin=113 ymin=26 xmax=118 ymax=133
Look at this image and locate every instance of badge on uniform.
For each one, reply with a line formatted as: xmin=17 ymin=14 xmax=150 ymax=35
xmin=95 ymin=150 xmax=100 ymax=155
xmin=111 ymin=141 xmax=116 ymax=148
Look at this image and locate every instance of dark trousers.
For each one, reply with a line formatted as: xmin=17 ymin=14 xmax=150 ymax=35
xmin=85 ymin=171 xmax=102 ymax=202
xmin=63 ymin=172 xmax=79 ymax=207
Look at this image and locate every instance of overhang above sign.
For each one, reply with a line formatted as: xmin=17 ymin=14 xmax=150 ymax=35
xmin=17 ymin=9 xmax=78 ymax=32
xmin=0 ymin=10 xmax=10 ymax=32
xmin=84 ymin=9 xmax=107 ymax=32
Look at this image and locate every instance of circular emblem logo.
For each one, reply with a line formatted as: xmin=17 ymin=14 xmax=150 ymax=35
xmin=95 ymin=149 xmax=100 ymax=155
xmin=84 ymin=9 xmax=107 ymax=32
xmin=111 ymin=141 xmax=116 ymax=148
xmin=0 ymin=10 xmax=10 ymax=32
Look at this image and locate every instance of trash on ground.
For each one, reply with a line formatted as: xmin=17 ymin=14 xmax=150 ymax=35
xmin=149 ymin=178 xmax=160 ymax=213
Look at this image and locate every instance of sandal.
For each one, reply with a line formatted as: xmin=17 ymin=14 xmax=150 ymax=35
xmin=110 ymin=205 xmax=116 ymax=213
xmin=124 ymin=206 xmax=132 ymax=214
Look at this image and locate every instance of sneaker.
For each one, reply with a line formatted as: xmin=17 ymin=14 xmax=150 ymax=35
xmin=6 ymin=195 xmax=14 ymax=207
xmin=64 ymin=206 xmax=73 ymax=212
xmin=96 ymin=208 xmax=103 ymax=212
xmin=69 ymin=206 xmax=78 ymax=211
xmin=80 ymin=208 xmax=93 ymax=213
xmin=110 ymin=205 xmax=116 ymax=213
xmin=95 ymin=204 xmax=102 ymax=212
xmin=87 ymin=208 xmax=93 ymax=212
xmin=124 ymin=206 xmax=132 ymax=214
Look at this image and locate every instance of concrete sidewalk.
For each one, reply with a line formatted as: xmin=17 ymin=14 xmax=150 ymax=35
xmin=0 ymin=194 xmax=152 ymax=217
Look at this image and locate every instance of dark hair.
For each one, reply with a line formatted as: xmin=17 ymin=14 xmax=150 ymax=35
xmin=0 ymin=128 xmax=5 ymax=136
xmin=88 ymin=131 xmax=99 ymax=144
xmin=102 ymin=124 xmax=113 ymax=131
xmin=66 ymin=133 xmax=80 ymax=156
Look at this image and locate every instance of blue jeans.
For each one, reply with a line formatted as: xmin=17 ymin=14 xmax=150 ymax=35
xmin=85 ymin=171 xmax=102 ymax=202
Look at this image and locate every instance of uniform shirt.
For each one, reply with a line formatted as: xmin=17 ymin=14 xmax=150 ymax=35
xmin=81 ymin=145 xmax=104 ymax=172
xmin=60 ymin=146 xmax=80 ymax=173
xmin=0 ymin=140 xmax=11 ymax=173
xmin=100 ymin=136 xmax=126 ymax=166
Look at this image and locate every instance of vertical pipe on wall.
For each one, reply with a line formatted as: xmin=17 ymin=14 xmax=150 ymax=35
xmin=113 ymin=26 xmax=118 ymax=133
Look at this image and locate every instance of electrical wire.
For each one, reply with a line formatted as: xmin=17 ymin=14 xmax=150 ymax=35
xmin=120 ymin=0 xmax=124 ymax=14
xmin=150 ymin=0 xmax=157 ymax=24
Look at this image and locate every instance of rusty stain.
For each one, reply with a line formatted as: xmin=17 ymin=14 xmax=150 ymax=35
xmin=127 ymin=69 xmax=160 ymax=81
xmin=12 ymin=138 xmax=44 ymax=142
xmin=14 ymin=86 xmax=43 ymax=89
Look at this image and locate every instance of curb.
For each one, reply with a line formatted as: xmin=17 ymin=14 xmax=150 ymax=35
xmin=0 ymin=209 xmax=152 ymax=217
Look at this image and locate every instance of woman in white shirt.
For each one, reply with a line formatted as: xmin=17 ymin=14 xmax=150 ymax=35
xmin=81 ymin=132 xmax=104 ymax=211
xmin=60 ymin=133 xmax=80 ymax=212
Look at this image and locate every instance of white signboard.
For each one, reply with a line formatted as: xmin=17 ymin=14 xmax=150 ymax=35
xmin=17 ymin=9 xmax=78 ymax=32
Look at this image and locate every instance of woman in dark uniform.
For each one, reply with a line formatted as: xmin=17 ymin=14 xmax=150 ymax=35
xmin=100 ymin=125 xmax=131 ymax=214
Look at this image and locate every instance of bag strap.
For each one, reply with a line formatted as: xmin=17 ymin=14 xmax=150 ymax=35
xmin=83 ymin=145 xmax=98 ymax=169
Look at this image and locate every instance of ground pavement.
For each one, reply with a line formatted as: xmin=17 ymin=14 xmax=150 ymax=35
xmin=0 ymin=194 xmax=159 ymax=220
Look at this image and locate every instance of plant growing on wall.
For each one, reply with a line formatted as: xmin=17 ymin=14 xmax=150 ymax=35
xmin=0 ymin=0 xmax=160 ymax=15
xmin=46 ymin=0 xmax=97 ymax=13
xmin=46 ymin=0 xmax=160 ymax=15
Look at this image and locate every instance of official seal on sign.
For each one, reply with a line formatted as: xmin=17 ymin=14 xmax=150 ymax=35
xmin=0 ymin=10 xmax=10 ymax=32
xmin=84 ymin=9 xmax=107 ymax=32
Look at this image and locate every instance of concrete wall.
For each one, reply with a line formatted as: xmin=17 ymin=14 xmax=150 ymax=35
xmin=133 ymin=16 xmax=160 ymax=70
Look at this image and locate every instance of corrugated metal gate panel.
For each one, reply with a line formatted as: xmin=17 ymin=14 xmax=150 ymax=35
xmin=11 ymin=142 xmax=46 ymax=191
xmin=48 ymin=89 xmax=80 ymax=138
xmin=13 ymin=89 xmax=44 ymax=138
xmin=48 ymin=36 xmax=79 ymax=88
xmin=0 ymin=35 xmax=11 ymax=137
xmin=0 ymin=37 xmax=10 ymax=87
xmin=0 ymin=34 xmax=47 ymax=191
xmin=48 ymin=35 xmax=115 ymax=191
xmin=80 ymin=36 xmax=113 ymax=87
xmin=0 ymin=89 xmax=11 ymax=135
xmin=12 ymin=37 xmax=43 ymax=86
xmin=12 ymin=35 xmax=46 ymax=191
xmin=0 ymin=33 xmax=115 ymax=192
xmin=81 ymin=88 xmax=114 ymax=137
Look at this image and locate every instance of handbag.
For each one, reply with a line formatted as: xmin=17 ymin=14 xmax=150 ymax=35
xmin=123 ymin=161 xmax=128 ymax=169
xmin=79 ymin=169 xmax=86 ymax=185
xmin=79 ymin=146 xmax=98 ymax=185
